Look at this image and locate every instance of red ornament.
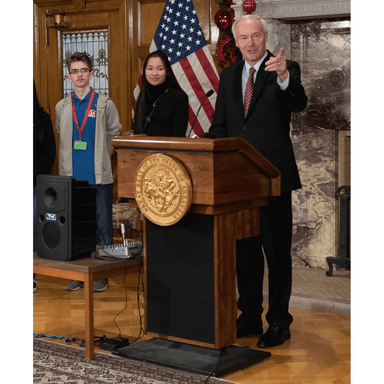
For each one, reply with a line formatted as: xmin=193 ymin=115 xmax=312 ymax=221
xmin=242 ymin=0 xmax=257 ymax=14
xmin=214 ymin=6 xmax=235 ymax=32
xmin=217 ymin=14 xmax=232 ymax=31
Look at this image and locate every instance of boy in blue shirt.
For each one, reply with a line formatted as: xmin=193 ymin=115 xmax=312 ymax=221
xmin=55 ymin=52 xmax=122 ymax=292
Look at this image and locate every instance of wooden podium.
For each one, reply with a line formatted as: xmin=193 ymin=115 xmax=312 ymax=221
xmin=112 ymin=136 xmax=280 ymax=351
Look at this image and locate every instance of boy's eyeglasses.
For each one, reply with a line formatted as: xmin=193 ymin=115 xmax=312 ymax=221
xmin=69 ymin=68 xmax=90 ymax=74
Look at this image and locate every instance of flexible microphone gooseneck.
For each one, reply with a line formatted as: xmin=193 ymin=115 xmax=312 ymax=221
xmin=187 ymin=89 xmax=214 ymax=138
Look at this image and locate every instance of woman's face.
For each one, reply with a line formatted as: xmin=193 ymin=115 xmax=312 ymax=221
xmin=145 ymin=57 xmax=167 ymax=86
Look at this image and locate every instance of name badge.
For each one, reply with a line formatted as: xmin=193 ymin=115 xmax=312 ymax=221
xmin=74 ymin=140 xmax=87 ymax=150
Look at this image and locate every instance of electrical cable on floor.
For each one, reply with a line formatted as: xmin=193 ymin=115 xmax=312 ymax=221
xmin=203 ymin=307 xmax=239 ymax=383
xmin=33 ymin=333 xmax=118 ymax=349
xmin=107 ymin=220 xmax=144 ymax=341
xmin=127 ymin=257 xmax=145 ymax=345
xmin=35 ymin=220 xmax=145 ymax=350
xmin=33 ymin=333 xmax=68 ymax=339
xmin=112 ymin=266 xmax=129 ymax=337
xmin=119 ymin=220 xmax=145 ymax=344
xmin=95 ymin=219 xmax=144 ymax=344
xmin=98 ymin=243 xmax=144 ymax=346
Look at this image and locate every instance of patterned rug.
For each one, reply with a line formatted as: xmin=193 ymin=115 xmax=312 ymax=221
xmin=33 ymin=339 xmax=237 ymax=384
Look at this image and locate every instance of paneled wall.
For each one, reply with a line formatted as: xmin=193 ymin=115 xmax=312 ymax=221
xmin=33 ymin=0 xmax=219 ymax=138
xmin=33 ymin=0 xmax=351 ymax=268
xmin=34 ymin=0 xmax=133 ymax=177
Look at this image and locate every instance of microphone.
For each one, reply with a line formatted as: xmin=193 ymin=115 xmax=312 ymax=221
xmin=187 ymin=89 xmax=214 ymax=138
xmin=121 ymin=223 xmax=127 ymax=247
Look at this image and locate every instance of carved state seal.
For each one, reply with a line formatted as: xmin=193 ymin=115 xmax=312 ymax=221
xmin=135 ymin=154 xmax=192 ymax=226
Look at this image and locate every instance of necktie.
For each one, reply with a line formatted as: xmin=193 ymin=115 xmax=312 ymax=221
xmin=244 ymin=67 xmax=255 ymax=117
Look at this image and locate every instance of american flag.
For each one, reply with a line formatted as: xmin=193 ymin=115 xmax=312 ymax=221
xmin=134 ymin=0 xmax=219 ymax=137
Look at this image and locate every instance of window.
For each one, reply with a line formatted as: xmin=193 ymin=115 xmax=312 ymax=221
xmin=62 ymin=29 xmax=109 ymax=97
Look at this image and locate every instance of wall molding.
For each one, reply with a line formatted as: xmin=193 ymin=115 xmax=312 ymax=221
xmin=232 ymin=0 xmax=350 ymax=20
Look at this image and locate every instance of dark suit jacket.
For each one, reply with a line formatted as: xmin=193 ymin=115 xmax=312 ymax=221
xmin=208 ymin=50 xmax=307 ymax=191
xmin=145 ymin=87 xmax=189 ymax=137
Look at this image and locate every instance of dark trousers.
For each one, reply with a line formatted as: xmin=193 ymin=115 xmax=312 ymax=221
xmin=236 ymin=191 xmax=293 ymax=329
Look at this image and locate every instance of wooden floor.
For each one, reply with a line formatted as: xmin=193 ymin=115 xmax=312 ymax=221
xmin=33 ymin=271 xmax=350 ymax=384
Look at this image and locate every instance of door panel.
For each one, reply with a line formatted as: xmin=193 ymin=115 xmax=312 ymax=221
xmin=139 ymin=2 xmax=165 ymax=46
xmin=34 ymin=0 xmax=129 ymax=177
xmin=33 ymin=0 xmax=219 ymax=177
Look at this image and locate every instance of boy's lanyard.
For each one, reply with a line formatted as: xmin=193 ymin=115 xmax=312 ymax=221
xmin=71 ymin=89 xmax=95 ymax=142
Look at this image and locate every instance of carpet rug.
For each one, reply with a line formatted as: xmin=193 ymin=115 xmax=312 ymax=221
xmin=33 ymin=339 xmax=237 ymax=384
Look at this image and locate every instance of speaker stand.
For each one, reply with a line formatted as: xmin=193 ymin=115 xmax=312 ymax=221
xmin=113 ymin=338 xmax=271 ymax=377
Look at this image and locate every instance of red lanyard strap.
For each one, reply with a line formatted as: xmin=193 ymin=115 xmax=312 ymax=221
xmin=71 ymin=89 xmax=95 ymax=140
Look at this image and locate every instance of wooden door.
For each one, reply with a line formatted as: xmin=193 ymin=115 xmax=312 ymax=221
xmin=33 ymin=0 xmax=131 ymax=176
xmin=33 ymin=0 xmax=219 ymax=176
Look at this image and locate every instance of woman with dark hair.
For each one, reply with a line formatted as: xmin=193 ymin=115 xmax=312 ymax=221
xmin=33 ymin=81 xmax=56 ymax=292
xmin=132 ymin=50 xmax=189 ymax=137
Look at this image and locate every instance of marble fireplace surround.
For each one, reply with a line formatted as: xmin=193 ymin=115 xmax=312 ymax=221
xmin=231 ymin=0 xmax=351 ymax=269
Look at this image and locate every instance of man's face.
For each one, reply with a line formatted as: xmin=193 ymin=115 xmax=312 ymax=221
xmin=67 ymin=61 xmax=93 ymax=88
xmin=235 ymin=18 xmax=268 ymax=66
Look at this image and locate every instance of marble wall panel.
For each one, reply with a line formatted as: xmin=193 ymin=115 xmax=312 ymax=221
xmin=290 ymin=19 xmax=350 ymax=268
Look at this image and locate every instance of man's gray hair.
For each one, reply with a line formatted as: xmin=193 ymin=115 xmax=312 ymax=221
xmin=232 ymin=14 xmax=268 ymax=39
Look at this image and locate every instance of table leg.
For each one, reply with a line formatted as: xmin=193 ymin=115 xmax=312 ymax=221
xmin=84 ymin=273 xmax=94 ymax=360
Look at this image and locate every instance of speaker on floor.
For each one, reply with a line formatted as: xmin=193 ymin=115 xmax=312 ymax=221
xmin=36 ymin=175 xmax=97 ymax=261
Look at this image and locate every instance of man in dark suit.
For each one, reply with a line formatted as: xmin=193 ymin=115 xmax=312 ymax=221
xmin=202 ymin=14 xmax=307 ymax=348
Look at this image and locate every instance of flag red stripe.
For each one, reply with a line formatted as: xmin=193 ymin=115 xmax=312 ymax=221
xmin=179 ymin=57 xmax=215 ymax=121
xmin=187 ymin=99 xmax=196 ymax=128
xmin=179 ymin=57 xmax=206 ymax=102
xmin=195 ymin=49 xmax=220 ymax=93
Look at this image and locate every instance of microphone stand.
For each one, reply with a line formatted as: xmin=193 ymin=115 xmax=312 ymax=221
xmin=187 ymin=90 xmax=214 ymax=138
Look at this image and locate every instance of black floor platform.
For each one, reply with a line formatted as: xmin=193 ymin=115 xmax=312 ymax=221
xmin=113 ymin=338 xmax=271 ymax=377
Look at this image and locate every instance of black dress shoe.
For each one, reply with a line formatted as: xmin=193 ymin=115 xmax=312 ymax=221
xmin=257 ymin=326 xmax=290 ymax=348
xmin=236 ymin=322 xmax=263 ymax=339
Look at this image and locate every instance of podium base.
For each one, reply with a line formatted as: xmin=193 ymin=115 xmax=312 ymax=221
xmin=113 ymin=338 xmax=271 ymax=377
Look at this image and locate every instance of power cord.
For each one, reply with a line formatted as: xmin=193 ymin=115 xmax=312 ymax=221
xmin=107 ymin=219 xmax=145 ymax=344
xmin=128 ymin=257 xmax=145 ymax=345
xmin=33 ymin=333 xmax=68 ymax=339
xmin=35 ymin=221 xmax=145 ymax=352
xmin=112 ymin=266 xmax=129 ymax=336
xmin=33 ymin=333 xmax=128 ymax=349
xmin=203 ymin=307 xmax=239 ymax=383
xmin=96 ymin=228 xmax=145 ymax=346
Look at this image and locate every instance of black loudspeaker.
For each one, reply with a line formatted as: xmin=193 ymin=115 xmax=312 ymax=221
xmin=36 ymin=175 xmax=97 ymax=261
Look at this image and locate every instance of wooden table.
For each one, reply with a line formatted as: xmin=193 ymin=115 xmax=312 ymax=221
xmin=33 ymin=252 xmax=142 ymax=359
